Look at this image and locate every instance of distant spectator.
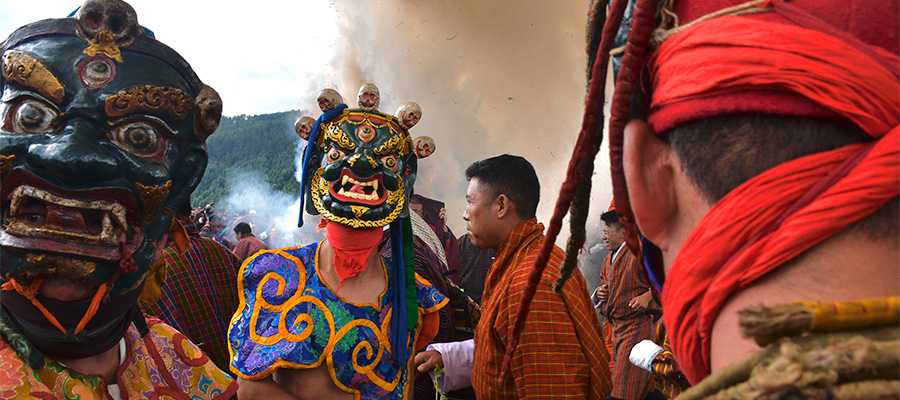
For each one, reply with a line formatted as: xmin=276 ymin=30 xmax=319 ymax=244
xmin=232 ymin=222 xmax=268 ymax=261
xmin=200 ymin=210 xmax=233 ymax=249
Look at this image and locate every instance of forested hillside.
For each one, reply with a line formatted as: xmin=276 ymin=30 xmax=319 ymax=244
xmin=193 ymin=111 xmax=301 ymax=206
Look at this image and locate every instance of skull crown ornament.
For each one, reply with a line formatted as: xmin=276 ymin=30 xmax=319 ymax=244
xmin=296 ymin=83 xmax=434 ymax=229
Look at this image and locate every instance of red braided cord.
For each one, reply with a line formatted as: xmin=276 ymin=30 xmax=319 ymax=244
xmin=609 ymin=0 xmax=659 ymax=250
xmin=497 ymin=0 xmax=629 ymax=384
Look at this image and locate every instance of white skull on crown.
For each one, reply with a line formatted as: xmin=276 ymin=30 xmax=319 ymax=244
xmin=317 ymin=88 xmax=343 ymax=112
xmin=357 ymin=83 xmax=380 ymax=110
xmin=294 ymin=116 xmax=315 ymax=140
xmin=413 ymin=136 xmax=435 ymax=159
xmin=395 ymin=102 xmax=422 ymax=129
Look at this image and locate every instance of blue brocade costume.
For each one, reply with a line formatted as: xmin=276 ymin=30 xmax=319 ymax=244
xmin=228 ymin=242 xmax=448 ymax=399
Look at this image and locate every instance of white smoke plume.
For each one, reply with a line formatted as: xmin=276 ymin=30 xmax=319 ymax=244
xmin=324 ymin=0 xmax=613 ymax=288
xmin=214 ymin=0 xmax=613 ymax=288
xmin=218 ymin=170 xmax=322 ymax=249
xmin=215 ymin=110 xmax=324 ymax=249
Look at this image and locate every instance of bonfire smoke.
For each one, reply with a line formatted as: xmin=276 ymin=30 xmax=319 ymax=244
xmin=214 ymin=114 xmax=324 ymax=249
xmin=216 ymin=0 xmax=613 ymax=288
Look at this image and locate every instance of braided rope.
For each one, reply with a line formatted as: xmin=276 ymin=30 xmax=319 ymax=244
xmin=608 ymin=0 xmax=661 ymax=247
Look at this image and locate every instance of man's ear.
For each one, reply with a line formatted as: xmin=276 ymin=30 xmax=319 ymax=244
xmin=623 ymin=120 xmax=678 ymax=250
xmin=495 ymin=194 xmax=511 ymax=220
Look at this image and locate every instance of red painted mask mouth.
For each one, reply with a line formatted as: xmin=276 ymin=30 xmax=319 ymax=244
xmin=1 ymin=175 xmax=143 ymax=261
xmin=328 ymin=170 xmax=387 ymax=207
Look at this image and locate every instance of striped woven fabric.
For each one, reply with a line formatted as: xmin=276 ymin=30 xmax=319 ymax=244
xmin=650 ymin=320 xmax=690 ymax=398
xmin=471 ymin=219 xmax=611 ymax=399
xmin=603 ymin=247 xmax=656 ymax=399
xmin=141 ymin=236 xmax=240 ymax=372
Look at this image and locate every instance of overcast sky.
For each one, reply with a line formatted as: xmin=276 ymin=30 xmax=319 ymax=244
xmin=0 ymin=0 xmax=340 ymax=116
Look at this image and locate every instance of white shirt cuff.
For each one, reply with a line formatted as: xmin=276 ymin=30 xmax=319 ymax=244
xmin=427 ymin=339 xmax=475 ymax=392
xmin=629 ymin=339 xmax=664 ymax=372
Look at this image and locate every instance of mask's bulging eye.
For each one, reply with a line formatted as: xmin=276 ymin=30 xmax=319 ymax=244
xmin=109 ymin=121 xmax=163 ymax=158
xmin=6 ymin=99 xmax=58 ymax=134
xmin=327 ymin=147 xmax=345 ymax=163
xmin=381 ymin=155 xmax=398 ymax=172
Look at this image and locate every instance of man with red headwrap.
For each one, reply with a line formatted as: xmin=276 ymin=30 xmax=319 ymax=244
xmin=608 ymin=0 xmax=900 ymax=396
xmin=510 ymin=0 xmax=898 ymax=397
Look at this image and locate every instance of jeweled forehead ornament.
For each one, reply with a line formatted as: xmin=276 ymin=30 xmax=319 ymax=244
xmin=73 ymin=0 xmax=138 ymax=88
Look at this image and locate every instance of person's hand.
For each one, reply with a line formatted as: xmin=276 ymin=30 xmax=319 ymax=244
xmin=628 ymin=290 xmax=654 ymax=310
xmin=593 ymin=284 xmax=609 ymax=303
xmin=414 ymin=349 xmax=444 ymax=373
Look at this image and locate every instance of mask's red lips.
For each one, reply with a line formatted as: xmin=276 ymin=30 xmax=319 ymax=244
xmin=329 ymin=170 xmax=387 ymax=207
xmin=1 ymin=172 xmax=143 ymax=261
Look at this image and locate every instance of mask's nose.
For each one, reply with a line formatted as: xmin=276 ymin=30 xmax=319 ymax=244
xmin=24 ymin=118 xmax=122 ymax=184
xmin=346 ymin=148 xmax=379 ymax=179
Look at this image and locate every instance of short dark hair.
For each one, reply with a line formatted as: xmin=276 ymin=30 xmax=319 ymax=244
xmin=234 ymin=222 xmax=252 ymax=235
xmin=465 ymin=154 xmax=540 ymax=219
xmin=665 ymin=114 xmax=898 ymax=240
xmin=600 ymin=210 xmax=620 ymax=225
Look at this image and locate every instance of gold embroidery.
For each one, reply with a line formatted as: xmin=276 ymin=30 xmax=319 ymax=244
xmin=0 ymin=155 xmax=14 ymax=173
xmin=136 ymin=181 xmax=171 ymax=223
xmin=1 ymin=51 xmax=65 ymax=103
xmin=373 ymin=134 xmax=408 ymax=156
xmin=323 ymin=122 xmax=356 ymax=150
xmin=350 ymin=205 xmax=369 ymax=218
xmin=105 ymin=85 xmax=193 ymax=120
xmin=233 ymin=247 xmax=403 ymax=395
xmin=229 ymin=243 xmax=446 ymax=397
xmin=325 ymin=318 xmax=401 ymax=393
xmin=244 ymin=249 xmax=333 ymax=349
xmin=83 ymin=29 xmax=123 ymax=63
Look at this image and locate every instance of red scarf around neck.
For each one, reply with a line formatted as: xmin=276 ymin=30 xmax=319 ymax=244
xmin=323 ymin=220 xmax=384 ymax=283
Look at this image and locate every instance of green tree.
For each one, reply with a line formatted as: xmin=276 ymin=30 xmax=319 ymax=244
xmin=193 ymin=111 xmax=302 ymax=206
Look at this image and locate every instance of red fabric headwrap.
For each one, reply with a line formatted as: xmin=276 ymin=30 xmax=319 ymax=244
xmin=653 ymin=12 xmax=900 ymax=384
xmin=323 ymin=221 xmax=384 ymax=283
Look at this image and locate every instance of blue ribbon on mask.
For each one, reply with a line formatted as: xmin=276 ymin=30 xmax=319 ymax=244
xmin=388 ymin=217 xmax=413 ymax=367
xmin=297 ymin=104 xmax=348 ymax=227
xmin=640 ymin=235 xmax=664 ymax=293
